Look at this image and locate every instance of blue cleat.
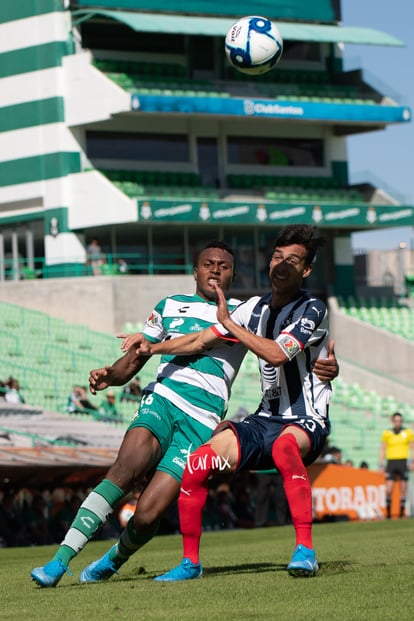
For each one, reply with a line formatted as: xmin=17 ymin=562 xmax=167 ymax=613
xmin=79 ymin=547 xmax=120 ymax=583
xmin=31 ymin=558 xmax=71 ymax=587
xmin=154 ymin=557 xmax=203 ymax=582
xmin=287 ymin=544 xmax=319 ymax=577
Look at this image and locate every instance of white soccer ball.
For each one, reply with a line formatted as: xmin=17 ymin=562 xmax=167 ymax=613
xmin=225 ymin=16 xmax=283 ymax=76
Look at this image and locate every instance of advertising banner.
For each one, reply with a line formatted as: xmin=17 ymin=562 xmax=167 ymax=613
xmin=138 ymin=199 xmax=414 ymax=228
xmin=131 ymin=94 xmax=411 ymax=125
xmin=309 ymin=463 xmax=389 ymax=520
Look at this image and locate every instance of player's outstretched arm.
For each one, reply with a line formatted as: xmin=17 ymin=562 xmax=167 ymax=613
xmin=149 ymin=328 xmax=219 ymax=356
xmin=312 ymin=340 xmax=339 ymax=382
xmin=89 ymin=349 xmax=148 ymax=395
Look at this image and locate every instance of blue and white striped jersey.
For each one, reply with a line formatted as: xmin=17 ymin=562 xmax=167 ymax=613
xmin=214 ymin=290 xmax=331 ymax=424
xmin=142 ymin=294 xmax=246 ymax=430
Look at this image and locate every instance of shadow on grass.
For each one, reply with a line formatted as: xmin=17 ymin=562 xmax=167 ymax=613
xmin=318 ymin=560 xmax=355 ymax=574
xmin=203 ymin=562 xmax=283 ymax=576
xmin=126 ymin=562 xmax=284 ymax=581
xmin=71 ymin=560 xmax=355 ymax=586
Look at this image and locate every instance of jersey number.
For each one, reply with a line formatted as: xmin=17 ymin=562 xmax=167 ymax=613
xmin=141 ymin=393 xmax=154 ymax=406
xmin=297 ymin=418 xmax=317 ymax=433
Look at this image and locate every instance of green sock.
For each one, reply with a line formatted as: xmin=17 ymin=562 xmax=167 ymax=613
xmin=110 ymin=516 xmax=159 ymax=566
xmin=54 ymin=479 xmax=125 ymax=566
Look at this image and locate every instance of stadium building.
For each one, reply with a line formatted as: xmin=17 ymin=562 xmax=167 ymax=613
xmin=0 ymin=0 xmax=412 ymax=299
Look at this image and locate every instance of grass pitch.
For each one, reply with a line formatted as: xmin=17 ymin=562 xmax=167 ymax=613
xmin=2 ymin=519 xmax=413 ymax=621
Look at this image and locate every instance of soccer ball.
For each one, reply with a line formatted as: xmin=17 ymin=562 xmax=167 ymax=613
xmin=225 ymin=16 xmax=283 ymax=76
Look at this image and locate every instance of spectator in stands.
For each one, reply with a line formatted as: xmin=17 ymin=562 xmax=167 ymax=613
xmin=120 ymin=376 xmax=142 ymax=404
xmin=4 ymin=377 xmax=25 ymax=404
xmin=0 ymin=379 xmax=6 ymax=400
xmin=67 ymin=385 xmax=97 ymax=415
xmin=202 ymin=489 xmax=222 ymax=531
xmin=322 ymin=445 xmax=343 ymax=464
xmin=232 ymin=487 xmax=255 ymax=529
xmin=215 ymin=485 xmax=238 ymax=529
xmin=254 ymin=472 xmax=290 ymax=527
xmin=51 ymin=494 xmax=82 ymax=543
xmin=379 ymin=412 xmax=414 ymax=518
xmin=24 ymin=494 xmax=53 ymax=545
xmin=0 ymin=492 xmax=29 ymax=547
xmin=360 ymin=461 xmax=369 ymax=470
xmin=117 ymin=258 xmax=129 ymax=274
xmin=86 ymin=239 xmax=106 ymax=276
xmin=98 ymin=390 xmax=121 ymax=423
xmin=24 ymin=494 xmax=53 ymax=546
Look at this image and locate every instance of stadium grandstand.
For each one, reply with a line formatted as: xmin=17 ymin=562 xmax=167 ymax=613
xmin=0 ymin=1 xmax=413 ymax=503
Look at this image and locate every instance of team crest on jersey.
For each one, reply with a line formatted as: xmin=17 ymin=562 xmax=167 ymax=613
xmin=279 ymin=335 xmax=300 ymax=356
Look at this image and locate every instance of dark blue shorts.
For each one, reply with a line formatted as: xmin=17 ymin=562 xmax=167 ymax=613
xmin=214 ymin=414 xmax=330 ymax=471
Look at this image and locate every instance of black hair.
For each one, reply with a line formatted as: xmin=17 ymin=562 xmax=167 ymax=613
xmin=193 ymin=240 xmax=236 ymax=269
xmin=273 ymin=224 xmax=326 ymax=265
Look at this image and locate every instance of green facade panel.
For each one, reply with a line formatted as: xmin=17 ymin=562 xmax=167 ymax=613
xmin=71 ymin=0 xmax=336 ymax=22
xmin=0 ymin=0 xmax=62 ymax=24
xmin=0 ymin=152 xmax=81 ymax=187
xmin=0 ymin=210 xmax=44 ymax=226
xmin=0 ymin=41 xmax=69 ymax=79
xmin=0 ymin=98 xmax=65 ymax=133
xmin=44 ymin=207 xmax=69 ymax=235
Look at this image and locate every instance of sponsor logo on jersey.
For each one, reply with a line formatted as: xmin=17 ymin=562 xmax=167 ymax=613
xmin=169 ymin=318 xmax=185 ymax=330
xmin=264 ymin=386 xmax=281 ymax=400
xmin=172 ymin=456 xmax=186 ymax=469
xmin=178 ymin=305 xmax=190 ymax=313
xmin=262 ymin=364 xmax=278 ymax=384
xmin=190 ymin=322 xmax=202 ymax=332
xmin=301 ymin=318 xmax=315 ymax=332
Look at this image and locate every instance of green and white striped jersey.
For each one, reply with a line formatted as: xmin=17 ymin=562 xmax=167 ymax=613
xmin=142 ymin=294 xmax=246 ymax=430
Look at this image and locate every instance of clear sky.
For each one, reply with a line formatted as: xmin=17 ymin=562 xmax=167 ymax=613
xmin=340 ymin=1 xmax=414 ymax=250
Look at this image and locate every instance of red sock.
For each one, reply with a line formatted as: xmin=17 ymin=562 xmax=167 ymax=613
xmin=179 ymin=444 xmax=217 ymax=564
xmin=272 ymin=433 xmax=313 ymax=548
